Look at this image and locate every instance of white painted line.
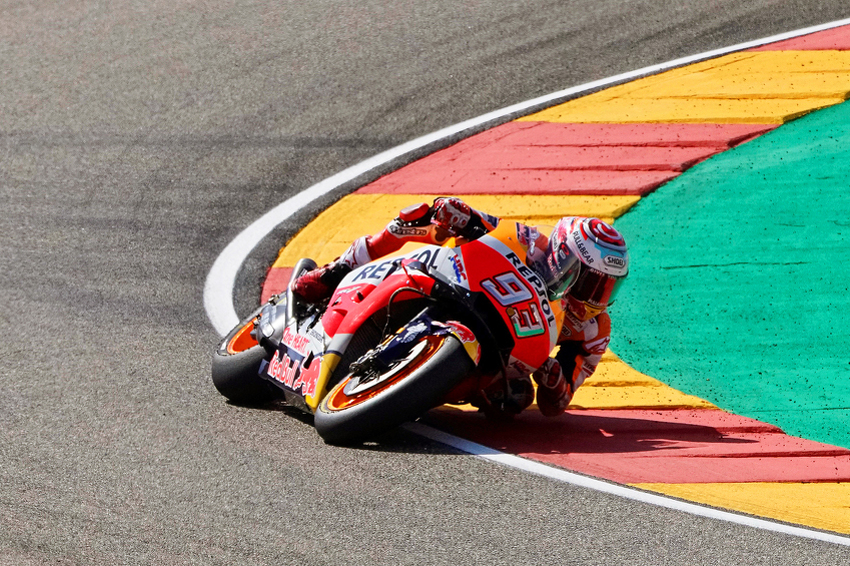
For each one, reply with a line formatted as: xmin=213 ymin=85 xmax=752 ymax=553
xmin=204 ymin=17 xmax=850 ymax=335
xmin=404 ymin=422 xmax=850 ymax=546
xmin=203 ymin=17 xmax=850 ymax=544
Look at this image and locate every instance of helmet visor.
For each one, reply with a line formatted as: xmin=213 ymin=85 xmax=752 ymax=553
xmin=529 ymin=235 xmax=581 ymax=302
xmin=570 ymin=267 xmax=625 ymax=308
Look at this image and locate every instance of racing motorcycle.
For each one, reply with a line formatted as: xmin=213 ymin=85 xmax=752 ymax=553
xmin=211 ymin=221 xmax=564 ymax=445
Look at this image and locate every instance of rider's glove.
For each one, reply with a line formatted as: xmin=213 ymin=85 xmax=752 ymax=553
xmin=532 ymin=358 xmax=573 ymax=417
xmin=431 ymin=197 xmax=473 ymax=237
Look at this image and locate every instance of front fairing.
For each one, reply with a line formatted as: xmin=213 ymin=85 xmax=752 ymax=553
xmin=259 ymin=308 xmax=328 ymax=413
xmin=259 ymin=227 xmax=562 ymax=413
xmin=322 ymin=245 xmax=467 ymax=338
xmin=261 ymin=245 xmax=465 ymax=412
xmin=328 ymin=227 xmax=564 ymax=379
xmin=458 ymin=223 xmax=564 ymax=377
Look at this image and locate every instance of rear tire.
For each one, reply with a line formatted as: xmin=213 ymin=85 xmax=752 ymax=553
xmin=211 ymin=305 xmax=281 ymax=405
xmin=314 ymin=335 xmax=473 ymax=445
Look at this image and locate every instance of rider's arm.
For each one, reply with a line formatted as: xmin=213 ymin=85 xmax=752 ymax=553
xmin=365 ymin=197 xmax=501 ymax=259
xmin=533 ymin=313 xmax=611 ymax=417
xmin=429 ymin=197 xmax=500 ymax=242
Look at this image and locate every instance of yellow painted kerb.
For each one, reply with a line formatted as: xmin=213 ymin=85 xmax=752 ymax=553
xmin=519 ymin=51 xmax=850 ymax=124
xmin=274 ymin=193 xmax=639 ymax=267
xmin=634 ymin=482 xmax=850 ymax=535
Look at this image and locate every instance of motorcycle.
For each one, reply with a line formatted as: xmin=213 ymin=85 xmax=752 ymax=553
xmin=211 ymin=221 xmax=564 ymax=445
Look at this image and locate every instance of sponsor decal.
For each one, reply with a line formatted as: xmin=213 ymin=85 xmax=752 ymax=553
xmin=351 ymin=259 xmax=394 ymax=282
xmin=281 ymin=326 xmax=310 ymax=355
xmin=266 ymin=349 xmax=321 ymax=397
xmin=564 ymin=309 xmax=585 ymax=327
xmin=573 ymin=231 xmax=594 ymax=264
xmin=505 ymin=251 xmax=523 ymax=268
xmin=388 ymin=223 xmax=429 ymax=237
xmin=307 ymin=326 xmax=325 ymax=342
xmin=351 ymin=248 xmax=441 ymax=283
xmin=444 ymin=321 xmax=481 ymax=365
xmin=413 ymin=248 xmax=443 ymax=272
xmin=603 ymin=255 xmax=626 ymax=268
xmin=444 ymin=321 xmax=475 ymax=343
xmin=508 ymin=358 xmax=535 ymax=378
xmin=399 ymin=321 xmax=429 ymax=343
xmin=333 ymin=286 xmax=359 ymax=295
xmin=451 ymin=254 xmax=467 ymax=283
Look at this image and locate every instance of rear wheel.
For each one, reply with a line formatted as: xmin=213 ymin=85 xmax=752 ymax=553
xmin=211 ymin=305 xmax=281 ymax=405
xmin=314 ymin=334 xmax=474 ymax=445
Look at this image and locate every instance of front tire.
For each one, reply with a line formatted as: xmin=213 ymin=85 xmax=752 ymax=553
xmin=211 ymin=305 xmax=281 ymax=405
xmin=314 ymin=335 xmax=474 ymax=445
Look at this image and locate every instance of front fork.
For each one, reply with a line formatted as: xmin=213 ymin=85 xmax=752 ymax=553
xmin=349 ymin=309 xmax=482 ymax=378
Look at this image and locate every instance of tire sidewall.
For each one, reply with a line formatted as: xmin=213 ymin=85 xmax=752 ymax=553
xmin=314 ymin=335 xmax=473 ymax=444
xmin=211 ymin=305 xmax=280 ymax=404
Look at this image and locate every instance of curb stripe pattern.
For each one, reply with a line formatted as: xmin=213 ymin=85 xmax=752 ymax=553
xmin=405 ymin=422 xmax=850 ymax=547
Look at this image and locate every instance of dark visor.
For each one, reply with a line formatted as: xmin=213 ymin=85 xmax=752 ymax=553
xmin=528 ymin=237 xmax=581 ymax=302
xmin=570 ymin=267 xmax=625 ymax=307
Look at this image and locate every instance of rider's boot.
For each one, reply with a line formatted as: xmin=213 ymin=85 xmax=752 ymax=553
xmin=290 ymin=261 xmax=351 ymax=303
xmin=291 ymin=236 xmax=372 ymax=303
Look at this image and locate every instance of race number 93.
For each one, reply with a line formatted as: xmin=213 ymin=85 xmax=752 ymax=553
xmin=481 ymin=273 xmax=545 ymax=338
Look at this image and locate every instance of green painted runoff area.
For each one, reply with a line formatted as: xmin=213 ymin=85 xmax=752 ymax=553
xmin=612 ymin=101 xmax=850 ymax=449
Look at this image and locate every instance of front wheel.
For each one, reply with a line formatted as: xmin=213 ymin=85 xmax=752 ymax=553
xmin=211 ymin=305 xmax=281 ymax=405
xmin=314 ymin=334 xmax=474 ymax=445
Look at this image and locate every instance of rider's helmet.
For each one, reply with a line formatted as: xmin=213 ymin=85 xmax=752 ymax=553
xmin=527 ymin=217 xmax=628 ymax=319
xmin=563 ymin=217 xmax=628 ymax=320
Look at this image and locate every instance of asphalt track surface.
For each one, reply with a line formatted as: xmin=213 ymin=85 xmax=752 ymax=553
xmin=3 ymin=2 xmax=850 ymax=565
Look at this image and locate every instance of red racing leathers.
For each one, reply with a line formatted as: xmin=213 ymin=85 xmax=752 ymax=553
xmin=292 ymin=197 xmax=610 ymax=417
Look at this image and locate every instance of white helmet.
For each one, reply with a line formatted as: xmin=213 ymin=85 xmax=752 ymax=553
xmin=528 ymin=217 xmax=628 ymax=319
xmin=563 ymin=217 xmax=628 ymax=320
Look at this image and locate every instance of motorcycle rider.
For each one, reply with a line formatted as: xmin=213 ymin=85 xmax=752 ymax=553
xmin=291 ymin=197 xmax=629 ymax=418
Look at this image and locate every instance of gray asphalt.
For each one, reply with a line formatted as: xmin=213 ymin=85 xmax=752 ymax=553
xmin=2 ymin=1 xmax=850 ymax=564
